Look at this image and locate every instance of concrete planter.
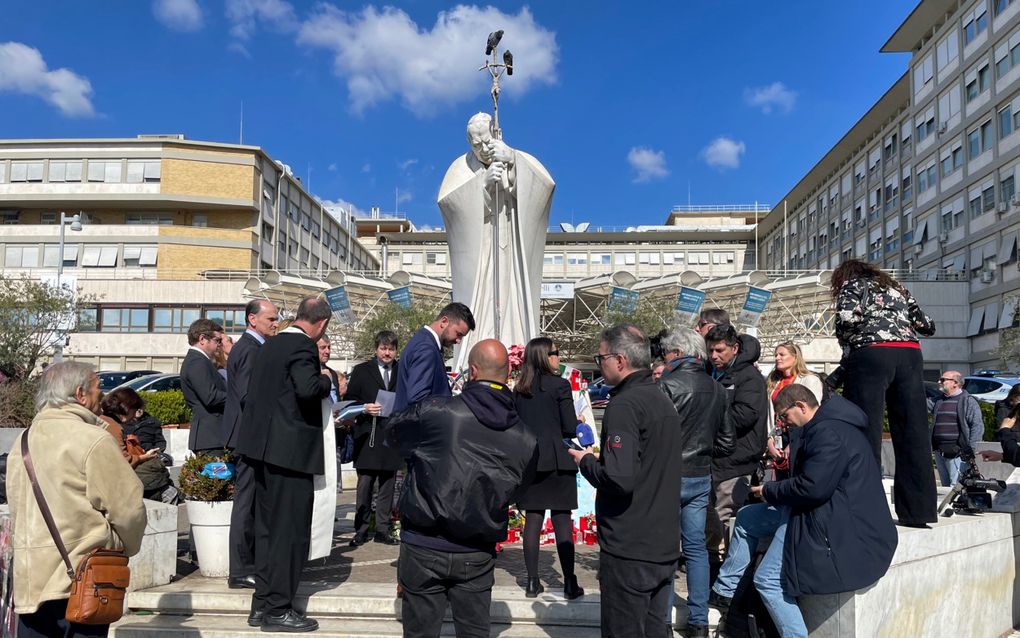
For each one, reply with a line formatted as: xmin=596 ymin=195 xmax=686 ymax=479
xmin=185 ymin=500 xmax=233 ymax=578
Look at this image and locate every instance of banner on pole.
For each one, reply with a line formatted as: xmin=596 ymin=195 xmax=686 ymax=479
xmin=608 ymin=287 xmax=639 ymax=313
xmin=387 ymin=286 xmax=412 ymax=308
xmin=324 ymin=286 xmax=357 ymax=323
xmin=737 ymin=286 xmax=772 ymax=328
xmin=674 ymin=287 xmax=705 ymax=327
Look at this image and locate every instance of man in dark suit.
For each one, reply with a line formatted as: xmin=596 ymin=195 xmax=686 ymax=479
xmin=394 ymin=302 xmax=475 ymax=413
xmin=235 ymin=297 xmax=333 ymax=633
xmin=222 ymin=299 xmax=278 ymax=591
xmin=180 ymin=318 xmax=227 ymax=453
xmin=346 ymin=330 xmax=401 ymax=547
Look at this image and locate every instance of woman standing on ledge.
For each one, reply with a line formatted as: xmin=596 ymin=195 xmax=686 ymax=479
xmin=832 ymin=259 xmax=937 ymax=528
xmin=513 ymin=337 xmax=584 ymax=600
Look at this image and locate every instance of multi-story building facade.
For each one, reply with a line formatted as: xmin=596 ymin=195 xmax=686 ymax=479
xmin=0 ymin=135 xmax=377 ymax=370
xmin=759 ymin=0 xmax=1020 ymax=371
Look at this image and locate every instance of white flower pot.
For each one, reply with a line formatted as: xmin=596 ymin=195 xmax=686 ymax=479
xmin=186 ymin=500 xmax=234 ymax=578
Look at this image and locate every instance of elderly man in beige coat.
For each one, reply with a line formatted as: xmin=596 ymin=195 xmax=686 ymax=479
xmin=8 ymin=361 xmax=147 ymax=637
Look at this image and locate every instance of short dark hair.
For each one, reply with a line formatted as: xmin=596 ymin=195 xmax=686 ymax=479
xmin=704 ymin=323 xmax=739 ymax=348
xmin=374 ymin=330 xmax=398 ymax=348
xmin=187 ymin=318 xmax=223 ymax=345
xmin=437 ymin=302 xmax=475 ymax=331
xmin=601 ymin=323 xmax=651 ymax=369
xmin=773 ymin=383 xmax=820 ymax=415
xmin=699 ymin=308 xmax=730 ymax=326
xmin=245 ymin=299 xmax=267 ymax=327
xmin=101 ymin=387 xmax=146 ymax=421
xmin=297 ymin=297 xmax=332 ymax=323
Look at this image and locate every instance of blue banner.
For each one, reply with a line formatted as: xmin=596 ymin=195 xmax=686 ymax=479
xmin=736 ymin=286 xmax=772 ymax=327
xmin=324 ymin=286 xmax=356 ymax=323
xmin=608 ymin=287 xmax=639 ymax=313
xmin=387 ymin=286 xmax=412 ymax=308
xmin=674 ymin=287 xmax=706 ymax=326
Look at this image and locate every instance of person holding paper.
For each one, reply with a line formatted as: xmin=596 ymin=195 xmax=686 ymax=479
xmin=346 ymin=330 xmax=402 ymax=546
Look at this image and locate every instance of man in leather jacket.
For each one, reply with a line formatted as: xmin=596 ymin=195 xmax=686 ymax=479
xmin=388 ymin=339 xmax=538 ymax=638
xmin=657 ymin=328 xmax=734 ymax=638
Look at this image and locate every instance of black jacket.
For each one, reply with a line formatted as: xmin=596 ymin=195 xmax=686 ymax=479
xmin=762 ymin=395 xmax=898 ymax=597
xmin=180 ymin=348 xmax=227 ymax=452
xmin=389 ymin=380 xmax=538 ymax=550
xmin=345 ymin=359 xmax=402 ymax=472
xmin=235 ymin=330 xmax=332 ymax=474
xmin=997 ymin=427 xmax=1020 ymax=466
xmin=222 ymin=331 xmax=263 ymax=450
xmin=711 ymin=334 xmax=768 ymax=482
xmin=122 ymin=413 xmax=166 ymax=453
xmin=658 ymin=357 xmax=735 ymax=477
xmin=579 ymin=369 xmax=683 ymax=563
xmin=514 ymin=374 xmax=578 ymax=473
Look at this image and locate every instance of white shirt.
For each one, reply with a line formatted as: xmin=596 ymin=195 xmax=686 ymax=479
xmin=188 ymin=345 xmax=211 ymax=360
xmin=245 ymin=328 xmax=266 ymax=345
xmin=424 ymin=325 xmax=441 ymax=350
xmin=378 ymin=359 xmax=393 ymax=387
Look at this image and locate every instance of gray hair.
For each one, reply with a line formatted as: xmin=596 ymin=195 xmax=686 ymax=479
xmin=34 ymin=361 xmax=96 ymax=411
xmin=601 ymin=324 xmax=651 ymax=370
xmin=661 ymin=328 xmax=707 ymax=359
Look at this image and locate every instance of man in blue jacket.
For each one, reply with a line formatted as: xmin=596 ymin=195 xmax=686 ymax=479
xmin=710 ymin=384 xmax=897 ymax=638
xmin=393 ymin=302 xmax=475 ymax=413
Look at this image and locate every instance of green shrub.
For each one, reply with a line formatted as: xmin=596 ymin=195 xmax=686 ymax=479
xmin=140 ymin=390 xmax=191 ymax=425
xmin=981 ymin=401 xmax=1000 ymax=441
xmin=0 ymin=378 xmax=38 ymax=428
xmin=178 ymin=451 xmax=236 ymax=501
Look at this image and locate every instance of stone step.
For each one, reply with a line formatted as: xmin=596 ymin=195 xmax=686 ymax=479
xmin=111 ymin=614 xmax=595 ymax=637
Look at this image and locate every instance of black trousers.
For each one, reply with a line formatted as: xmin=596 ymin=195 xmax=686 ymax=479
xmin=599 ymin=551 xmax=675 ymax=638
xmin=843 ymin=345 xmax=937 ymax=524
xmin=229 ymin=456 xmax=256 ymax=578
xmin=398 ymin=543 xmax=495 ymax=638
xmin=249 ymin=459 xmax=314 ymax=615
xmin=17 ymin=599 xmax=109 ymax=637
xmin=354 ymin=470 xmax=396 ymax=538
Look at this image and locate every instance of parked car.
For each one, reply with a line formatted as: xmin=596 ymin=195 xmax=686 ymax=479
xmin=963 ymin=373 xmax=1020 ymax=404
xmin=588 ymin=377 xmax=614 ymax=408
xmin=116 ymin=373 xmax=182 ymax=393
xmin=97 ymin=370 xmax=160 ymax=392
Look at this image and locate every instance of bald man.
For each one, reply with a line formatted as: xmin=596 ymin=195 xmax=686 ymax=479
xmin=388 ymin=339 xmax=539 ymax=638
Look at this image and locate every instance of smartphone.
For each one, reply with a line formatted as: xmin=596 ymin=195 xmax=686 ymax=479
xmin=562 ymin=438 xmax=585 ymax=451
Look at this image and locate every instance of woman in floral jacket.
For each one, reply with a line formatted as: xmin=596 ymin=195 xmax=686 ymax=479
xmin=832 ymin=259 xmax=937 ymax=528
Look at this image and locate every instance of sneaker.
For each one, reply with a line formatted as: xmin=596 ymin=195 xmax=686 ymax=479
xmin=682 ymin=624 xmax=709 ymax=638
xmin=708 ymin=590 xmax=731 ymax=612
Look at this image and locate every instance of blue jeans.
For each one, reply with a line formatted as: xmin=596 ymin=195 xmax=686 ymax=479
xmin=712 ymin=504 xmax=806 ymax=638
xmin=665 ymin=474 xmax=711 ymax=626
xmin=934 ymin=452 xmax=968 ymax=487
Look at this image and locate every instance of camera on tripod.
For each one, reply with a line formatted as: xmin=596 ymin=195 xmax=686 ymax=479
xmin=938 ymin=449 xmax=1007 ymax=517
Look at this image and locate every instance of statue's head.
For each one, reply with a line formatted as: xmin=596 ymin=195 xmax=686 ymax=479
xmin=466 ymin=112 xmax=495 ymax=165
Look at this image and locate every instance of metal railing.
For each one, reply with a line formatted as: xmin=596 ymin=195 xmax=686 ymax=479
xmin=671 ymin=204 xmax=771 ymax=213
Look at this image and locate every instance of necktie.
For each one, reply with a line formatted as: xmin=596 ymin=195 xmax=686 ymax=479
xmin=383 ymin=365 xmax=390 ymax=388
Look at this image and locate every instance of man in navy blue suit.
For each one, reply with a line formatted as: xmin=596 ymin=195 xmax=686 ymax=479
xmin=394 ymin=302 xmax=475 ymax=413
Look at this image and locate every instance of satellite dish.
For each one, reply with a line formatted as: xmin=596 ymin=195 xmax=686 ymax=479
xmin=243 ymin=277 xmax=262 ymax=295
xmin=575 ymin=222 xmax=590 ymax=233
xmin=559 ymin=223 xmax=575 ymax=232
xmin=263 ymin=270 xmax=281 ymax=286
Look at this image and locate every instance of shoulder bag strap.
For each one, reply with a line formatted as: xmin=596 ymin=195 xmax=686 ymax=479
xmin=21 ymin=433 xmax=76 ymax=579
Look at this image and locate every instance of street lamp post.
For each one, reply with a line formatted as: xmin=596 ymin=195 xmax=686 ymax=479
xmin=54 ymin=211 xmax=82 ymax=363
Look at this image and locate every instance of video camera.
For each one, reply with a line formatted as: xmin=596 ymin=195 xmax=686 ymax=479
xmin=938 ymin=449 xmax=1007 ymax=516
xmin=649 ymin=329 xmax=668 ymax=361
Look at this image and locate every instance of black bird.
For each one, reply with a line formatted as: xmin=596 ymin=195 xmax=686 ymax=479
xmin=485 ymin=30 xmax=503 ymax=55
xmin=503 ymin=50 xmax=513 ymax=75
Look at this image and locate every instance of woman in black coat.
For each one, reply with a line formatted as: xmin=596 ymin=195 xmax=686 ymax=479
xmin=513 ymin=337 xmax=583 ymax=600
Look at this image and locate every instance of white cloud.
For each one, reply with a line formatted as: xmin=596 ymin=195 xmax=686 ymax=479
xmin=226 ymin=0 xmax=298 ymax=42
xmin=626 ymin=147 xmax=668 ymax=183
xmin=0 ymin=42 xmax=94 ymax=117
xmin=396 ymin=190 xmax=413 ymax=204
xmin=744 ymin=81 xmax=797 ymax=114
xmin=298 ymin=5 xmax=558 ymax=115
xmin=398 ymin=158 xmax=418 ymax=171
xmin=321 ymin=197 xmax=365 ymax=218
xmin=702 ymin=137 xmax=746 ymax=170
xmin=361 ymin=163 xmax=371 ymax=173
xmin=152 ymin=0 xmax=203 ymax=32
xmin=328 ymin=163 xmax=337 ymax=172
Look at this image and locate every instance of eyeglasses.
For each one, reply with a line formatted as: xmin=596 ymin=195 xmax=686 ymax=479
xmin=938 ymin=377 xmax=958 ymax=383
xmin=549 ymin=350 xmax=560 ymax=357
xmin=203 ymin=335 xmax=223 ymax=344
xmin=777 ymin=408 xmax=793 ymax=424
xmin=593 ymin=353 xmax=621 ymax=366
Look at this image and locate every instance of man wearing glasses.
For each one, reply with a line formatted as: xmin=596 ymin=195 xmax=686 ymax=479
xmin=930 ymin=371 xmax=984 ymax=487
xmin=567 ymin=324 xmax=684 ymax=637
xmin=710 ymin=384 xmax=896 ymax=638
xmin=181 ymin=318 xmax=227 ymax=453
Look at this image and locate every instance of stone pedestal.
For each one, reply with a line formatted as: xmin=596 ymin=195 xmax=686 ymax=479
xmin=128 ymin=499 xmax=178 ymax=591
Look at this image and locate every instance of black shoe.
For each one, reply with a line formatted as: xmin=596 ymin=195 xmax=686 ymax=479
xmin=524 ymin=577 xmax=544 ymax=598
xmin=247 ymin=610 xmax=264 ymax=627
xmin=373 ymin=532 xmax=398 ymax=546
xmin=260 ymin=610 xmax=319 ymax=633
xmin=228 ymin=575 xmax=256 ymax=589
xmin=349 ymin=534 xmax=368 ymax=547
xmin=708 ymin=590 xmax=731 ymax=612
xmin=897 ymin=520 xmax=932 ymax=529
xmin=563 ymin=575 xmax=584 ymax=600
xmin=683 ymin=624 xmax=709 ymax=638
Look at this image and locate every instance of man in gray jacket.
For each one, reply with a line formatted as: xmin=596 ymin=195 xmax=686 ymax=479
xmin=930 ymin=370 xmax=984 ymax=486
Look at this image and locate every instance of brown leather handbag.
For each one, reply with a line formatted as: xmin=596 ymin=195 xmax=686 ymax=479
xmin=21 ymin=433 xmax=131 ymax=625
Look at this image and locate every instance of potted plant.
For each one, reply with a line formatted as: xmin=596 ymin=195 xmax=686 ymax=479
xmin=179 ymin=451 xmax=235 ymax=577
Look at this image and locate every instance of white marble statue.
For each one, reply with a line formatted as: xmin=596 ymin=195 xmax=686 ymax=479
xmin=438 ymin=112 xmax=554 ymax=371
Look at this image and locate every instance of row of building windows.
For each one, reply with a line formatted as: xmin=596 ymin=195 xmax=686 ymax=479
xmin=2 ymin=244 xmax=158 ymax=269
xmin=540 ymin=250 xmax=738 ymax=266
xmin=0 ymin=159 xmax=161 ymax=184
xmin=78 ymin=305 xmax=246 ymax=334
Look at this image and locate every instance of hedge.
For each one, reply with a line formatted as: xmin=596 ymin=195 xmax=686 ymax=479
xmin=140 ymin=390 xmax=191 ymax=426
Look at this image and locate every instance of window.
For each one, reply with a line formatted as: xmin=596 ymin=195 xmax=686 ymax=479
xmin=311 ymin=222 xmax=320 ymax=239
xmin=662 ymin=252 xmax=685 ymax=265
xmin=125 ymin=161 xmax=160 ymax=183
xmin=712 ymin=252 xmax=735 ymax=264
xmin=938 ymin=86 xmax=961 ymax=125
xmin=615 ymin=253 xmax=636 ymax=266
xmin=125 ymin=213 xmax=173 ymax=225
xmin=997 ymin=0 xmax=1017 ymax=15
xmin=0 ymin=162 xmax=6 ymax=183
xmin=994 ymin=33 xmax=1020 ymax=79
xmin=914 ymin=53 xmax=934 ymax=92
xmin=590 ymin=254 xmax=611 ymax=265
xmin=970 ymin=192 xmax=983 ymax=217
xmin=81 ymin=245 xmax=118 ymax=267
xmin=964 ymin=5 xmax=988 ymax=44
xmin=77 ymin=308 xmax=98 ymax=332
xmin=937 ymin=31 xmax=959 ymax=70
xmin=968 ymin=120 xmax=994 ymax=158
xmin=301 ymin=213 xmax=310 ymax=230
xmin=918 ymin=163 xmax=937 ymax=193
xmin=101 ymin=308 xmax=150 ymax=333
xmin=192 ymin=214 xmax=207 ymax=228
xmin=1002 ymin=104 xmax=1015 ymax=138
xmin=10 ymin=161 xmax=43 ymax=183
xmin=152 ymin=307 xmax=200 ymax=333
xmin=86 ymin=161 xmax=121 ymax=183
xmin=916 ymin=108 xmax=936 ymax=142
xmin=884 ymin=134 xmax=898 ymax=160
xmin=401 ymin=252 xmax=422 ymax=266
xmin=1003 ymin=175 xmax=1016 ymax=203
xmin=543 ymin=253 xmax=563 ymax=265
xmin=204 ymin=308 xmax=245 ymax=331
xmin=967 ymin=63 xmax=992 ymax=102
xmin=48 ymin=161 xmax=82 ymax=182
xmin=940 ymin=145 xmax=963 ymax=177
xmin=568 ymin=253 xmax=588 ymax=265
xmin=4 ymin=245 xmax=40 ymax=268
xmin=984 ymin=184 xmax=996 ymax=210
xmin=902 ymin=171 xmax=913 ymax=202
xmin=122 ymin=245 xmax=158 ymax=267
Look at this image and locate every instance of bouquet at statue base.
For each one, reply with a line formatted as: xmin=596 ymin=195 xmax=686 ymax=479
xmin=579 ymin=513 xmax=598 ymax=546
xmin=497 ymin=506 xmax=525 ymax=551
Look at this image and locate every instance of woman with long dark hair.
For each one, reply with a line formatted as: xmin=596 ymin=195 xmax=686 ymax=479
xmin=513 ymin=337 xmax=583 ymax=600
xmin=832 ymin=259 xmax=937 ymax=527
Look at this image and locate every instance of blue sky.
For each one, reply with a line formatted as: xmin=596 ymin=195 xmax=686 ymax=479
xmin=1 ymin=1 xmax=918 ymax=229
